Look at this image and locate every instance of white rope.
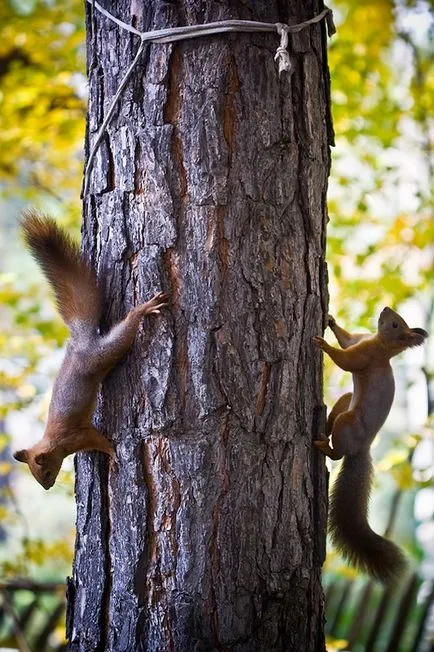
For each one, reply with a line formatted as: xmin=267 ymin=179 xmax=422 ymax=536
xmin=86 ymin=1 xmax=335 ymax=42
xmin=82 ymin=2 xmax=335 ymax=196
xmin=83 ymin=39 xmax=146 ymax=197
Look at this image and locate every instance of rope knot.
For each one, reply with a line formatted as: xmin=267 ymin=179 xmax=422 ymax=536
xmin=274 ymin=23 xmax=292 ymax=77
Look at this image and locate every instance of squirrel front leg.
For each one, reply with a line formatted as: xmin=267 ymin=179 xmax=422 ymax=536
xmin=328 ymin=315 xmax=364 ymax=349
xmin=313 ymin=337 xmax=368 ymax=372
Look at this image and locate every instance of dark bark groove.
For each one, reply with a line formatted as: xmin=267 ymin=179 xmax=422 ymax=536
xmin=67 ymin=1 xmax=331 ymax=650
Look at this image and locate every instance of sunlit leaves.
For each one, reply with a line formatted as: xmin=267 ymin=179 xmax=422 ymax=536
xmin=325 ymin=637 xmax=350 ymax=652
xmin=329 ymin=0 xmax=398 ymax=144
xmin=0 ymin=534 xmax=75 ymax=578
xmin=327 ymin=0 xmax=433 ymax=327
xmin=0 ymin=268 xmax=68 ymax=418
xmin=0 ymin=2 xmax=87 ymax=588
xmin=0 ymin=0 xmax=86 ymax=202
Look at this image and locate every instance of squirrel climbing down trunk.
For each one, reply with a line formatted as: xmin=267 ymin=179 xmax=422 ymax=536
xmin=314 ymin=310 xmax=428 ymax=583
xmin=14 ymin=211 xmax=168 ymax=490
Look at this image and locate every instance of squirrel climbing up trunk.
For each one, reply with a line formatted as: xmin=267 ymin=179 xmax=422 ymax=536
xmin=314 ymin=309 xmax=428 ymax=583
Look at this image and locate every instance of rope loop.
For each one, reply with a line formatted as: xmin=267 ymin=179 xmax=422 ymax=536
xmin=82 ymin=1 xmax=335 ymax=196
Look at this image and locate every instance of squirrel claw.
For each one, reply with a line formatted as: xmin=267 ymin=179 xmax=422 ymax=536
xmin=140 ymin=292 xmax=170 ymax=316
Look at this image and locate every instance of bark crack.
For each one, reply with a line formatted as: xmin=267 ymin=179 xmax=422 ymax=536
xmin=139 ymin=440 xmax=157 ymax=605
xmin=271 ymin=443 xmax=288 ymax=550
xmin=106 ymin=133 xmax=116 ymax=192
xmin=163 ymin=46 xmax=188 ymax=206
xmin=163 ymin=247 xmax=182 ymax=313
xmin=222 ymin=54 xmax=240 ymax=162
xmin=209 ymin=412 xmax=230 ymax=648
xmin=100 ymin=461 xmax=112 ymax=650
xmin=255 ymin=361 xmax=271 ymax=416
xmin=134 ymin=141 xmax=145 ymax=194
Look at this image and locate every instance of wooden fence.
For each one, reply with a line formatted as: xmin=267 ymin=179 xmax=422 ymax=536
xmin=324 ymin=571 xmax=434 ymax=652
xmin=0 ymin=581 xmax=66 ymax=652
xmin=0 ymin=574 xmax=433 ymax=651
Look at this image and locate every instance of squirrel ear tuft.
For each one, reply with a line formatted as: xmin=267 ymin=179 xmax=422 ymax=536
xmin=411 ymin=328 xmax=428 ymax=339
xmin=13 ymin=449 xmax=28 ymax=463
xmin=34 ymin=453 xmax=49 ymax=466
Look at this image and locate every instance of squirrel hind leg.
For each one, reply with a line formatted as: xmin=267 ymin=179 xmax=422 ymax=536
xmin=331 ymin=410 xmax=365 ymax=458
xmin=314 ymin=439 xmax=343 ymax=460
xmin=315 ymin=394 xmax=356 ymax=459
xmin=327 ymin=393 xmax=352 ymax=437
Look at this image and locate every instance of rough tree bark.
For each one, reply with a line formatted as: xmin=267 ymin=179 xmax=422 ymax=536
xmin=67 ymin=0 xmax=332 ymax=650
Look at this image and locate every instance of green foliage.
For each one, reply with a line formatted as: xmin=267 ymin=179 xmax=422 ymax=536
xmin=0 ymin=535 xmax=74 ymax=578
xmin=0 ymin=0 xmax=86 ymax=207
xmin=0 ymin=0 xmax=85 ymax=587
xmin=329 ymin=2 xmax=398 ymax=145
xmin=328 ymin=0 xmax=433 ymax=324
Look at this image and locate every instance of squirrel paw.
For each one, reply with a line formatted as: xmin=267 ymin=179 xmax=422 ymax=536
xmin=139 ymin=291 xmax=170 ymax=316
xmin=327 ymin=315 xmax=336 ymax=328
xmin=313 ymin=336 xmax=327 ymax=350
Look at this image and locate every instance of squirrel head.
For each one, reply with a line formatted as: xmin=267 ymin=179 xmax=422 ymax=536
xmin=13 ymin=443 xmax=63 ymax=490
xmin=377 ymin=307 xmax=428 ymax=353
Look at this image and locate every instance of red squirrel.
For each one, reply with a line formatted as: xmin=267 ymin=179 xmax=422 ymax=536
xmin=14 ymin=211 xmax=168 ymax=490
xmin=314 ymin=308 xmax=428 ymax=583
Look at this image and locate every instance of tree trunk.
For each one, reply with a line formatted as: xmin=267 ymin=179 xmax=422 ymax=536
xmin=67 ymin=1 xmax=331 ymax=650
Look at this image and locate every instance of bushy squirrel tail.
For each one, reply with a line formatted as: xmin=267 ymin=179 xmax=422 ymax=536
xmin=22 ymin=210 xmax=101 ymax=330
xmin=329 ymin=449 xmax=407 ymax=584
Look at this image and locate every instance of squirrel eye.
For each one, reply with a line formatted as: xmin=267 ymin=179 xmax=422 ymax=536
xmin=392 ymin=322 xmax=398 ymax=328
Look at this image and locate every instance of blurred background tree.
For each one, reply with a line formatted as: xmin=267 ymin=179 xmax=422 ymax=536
xmin=0 ymin=0 xmax=432 ymax=649
xmin=0 ymin=0 xmax=85 ymax=588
